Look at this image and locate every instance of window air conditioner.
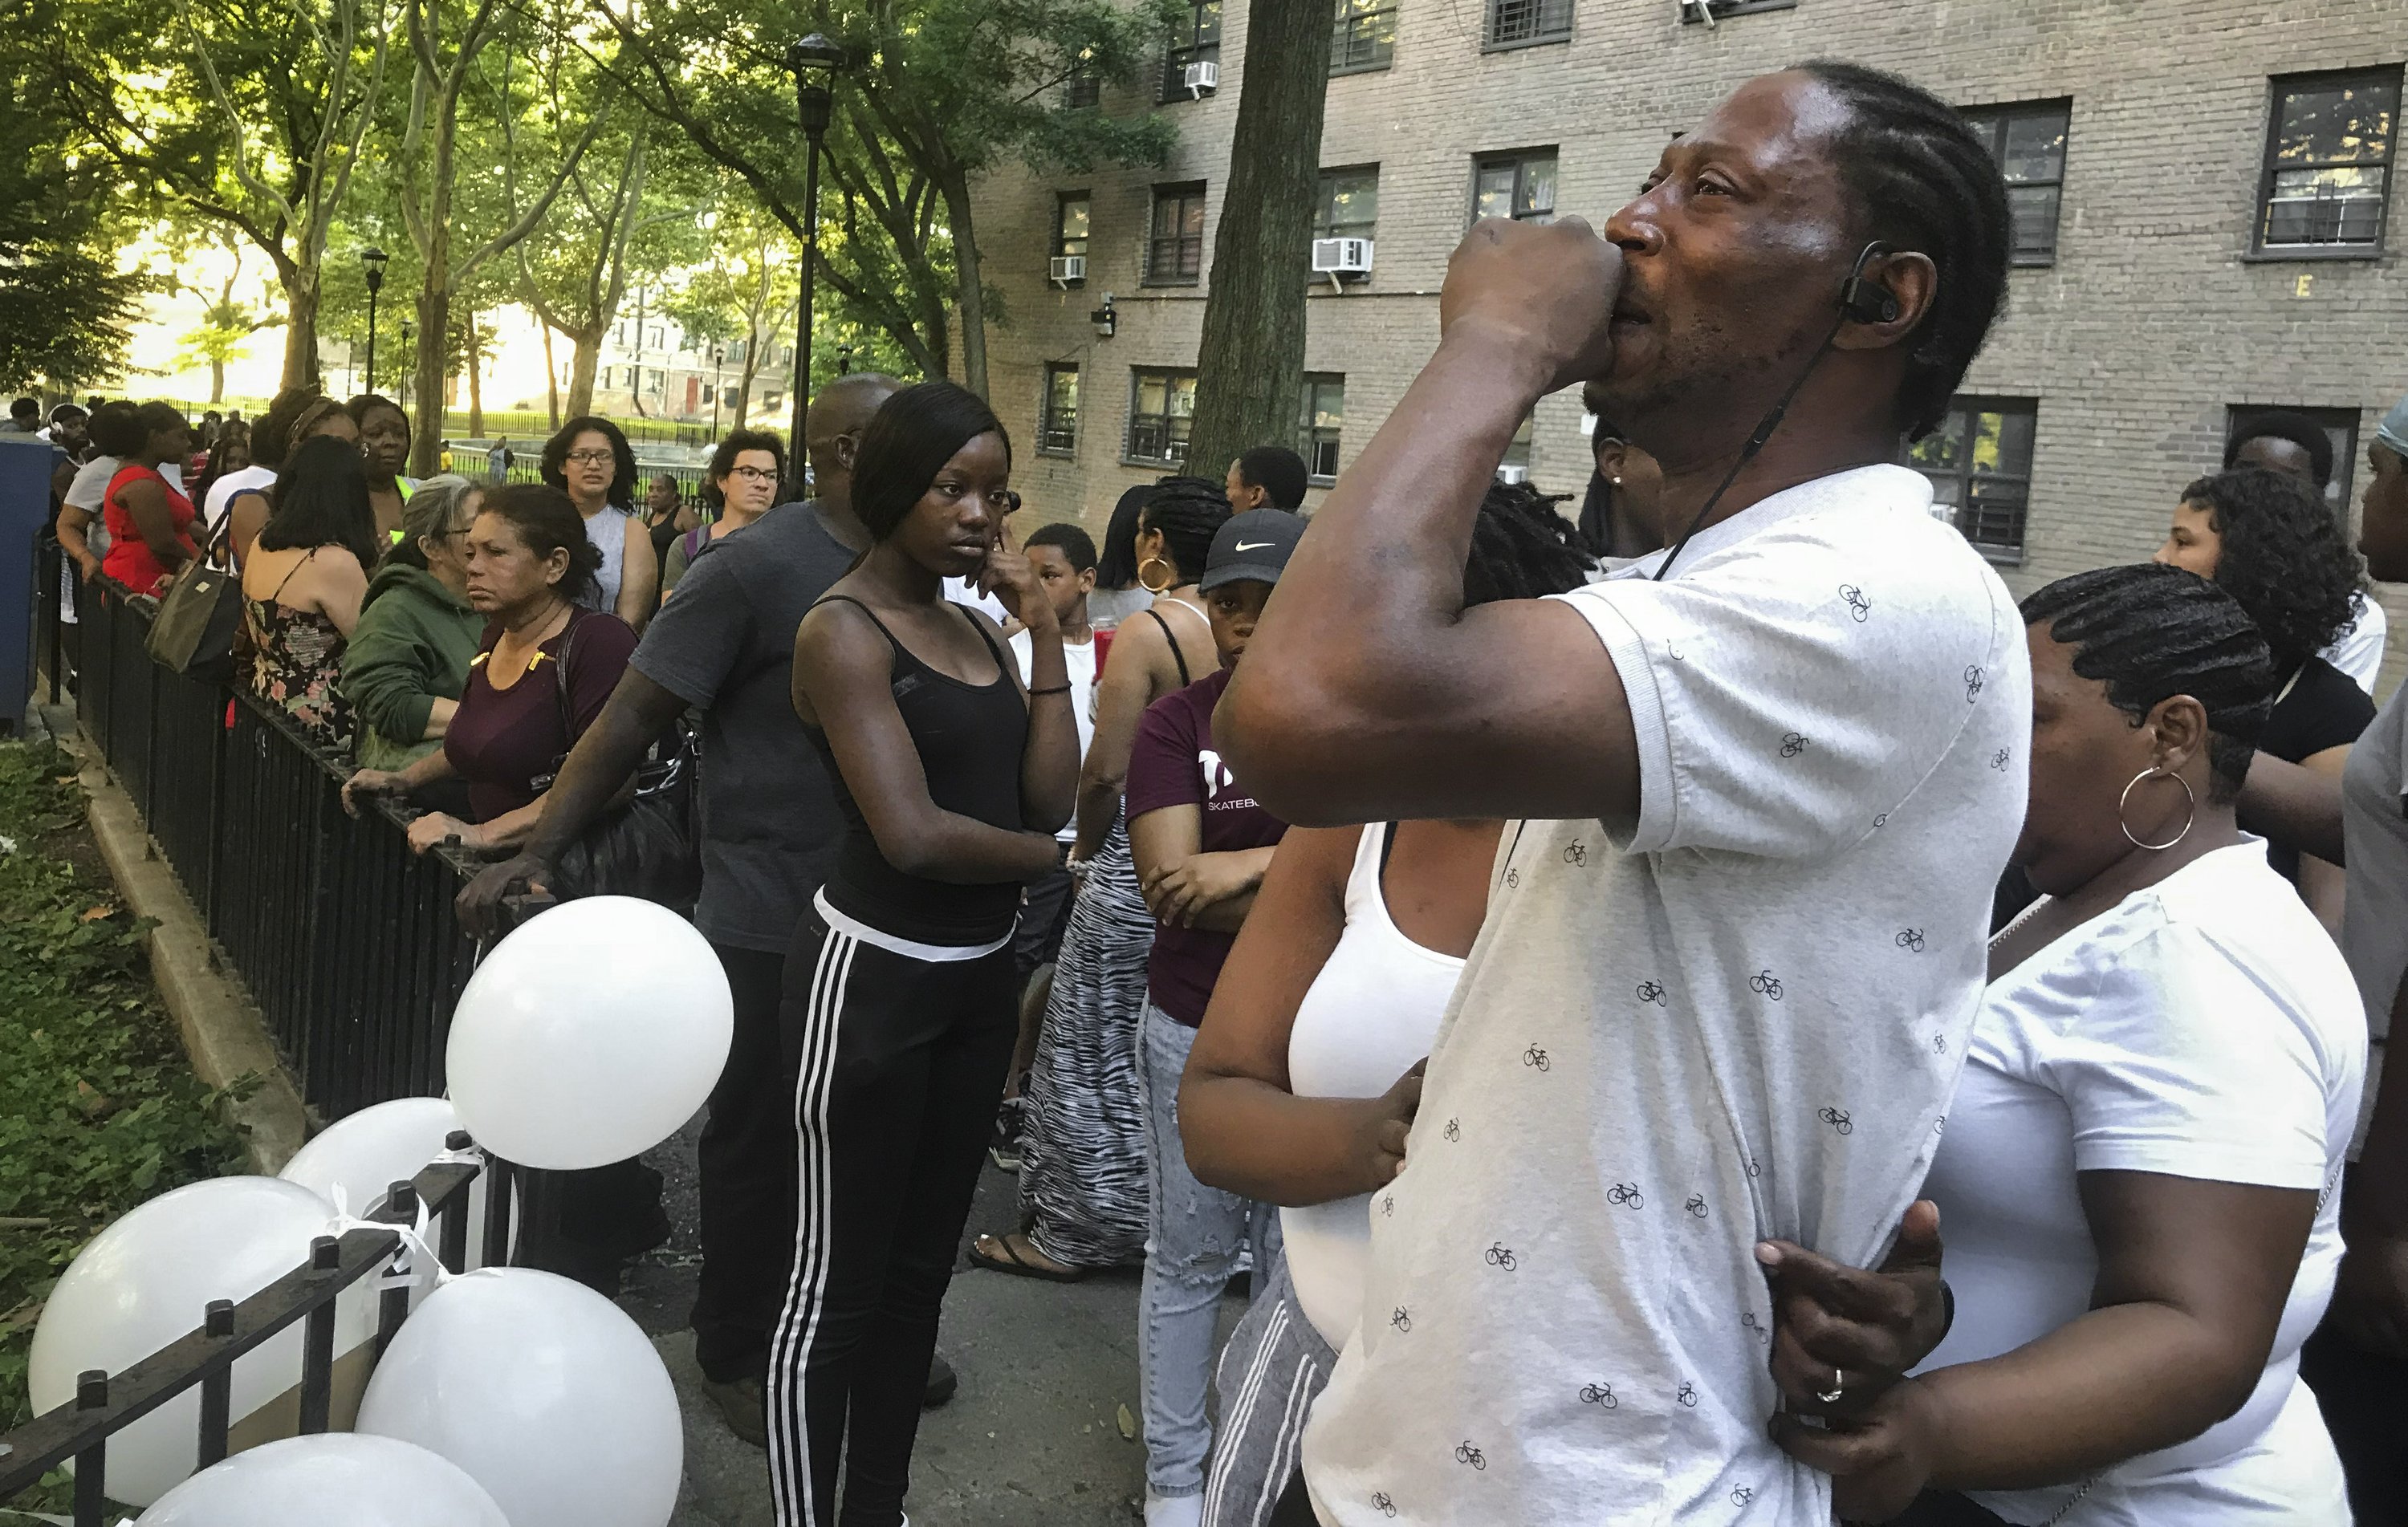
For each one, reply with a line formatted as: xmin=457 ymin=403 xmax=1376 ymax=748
xmin=1495 ymin=464 xmax=1531 ymax=485
xmin=1310 ymin=238 xmax=1374 ymax=278
xmin=1050 ymin=255 xmax=1088 ymax=286
xmin=1184 ymin=60 xmax=1218 ymax=95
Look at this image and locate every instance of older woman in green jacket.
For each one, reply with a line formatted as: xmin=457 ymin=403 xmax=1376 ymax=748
xmin=340 ymin=476 xmax=485 ymax=769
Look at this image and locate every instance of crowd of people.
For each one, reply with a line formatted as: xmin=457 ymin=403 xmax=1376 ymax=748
xmin=26 ymin=51 xmax=2408 ymax=1527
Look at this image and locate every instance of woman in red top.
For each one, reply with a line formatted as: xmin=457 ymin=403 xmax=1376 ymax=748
xmin=100 ymin=402 xmax=198 ymax=595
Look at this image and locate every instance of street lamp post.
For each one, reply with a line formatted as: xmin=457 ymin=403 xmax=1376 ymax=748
xmin=787 ymin=34 xmax=844 ymax=500
xmin=363 ymin=248 xmax=389 ymax=394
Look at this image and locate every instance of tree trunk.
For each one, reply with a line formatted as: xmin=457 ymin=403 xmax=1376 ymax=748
xmin=412 ymin=282 xmax=452 ymax=476
xmin=734 ymin=351 xmax=758 ymax=428
xmin=209 ymin=360 xmax=226 ymax=404
xmin=466 ymin=309 xmax=484 ymax=437
xmin=1185 ymin=0 xmax=1330 ymax=481
xmin=543 ymin=323 xmax=560 ymax=428
xmin=939 ymin=169 xmax=989 ymax=399
xmin=281 ymin=263 xmax=322 ymax=389
xmin=565 ymin=327 xmax=603 ymax=419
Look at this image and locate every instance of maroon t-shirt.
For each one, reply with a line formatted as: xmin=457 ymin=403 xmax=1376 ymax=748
xmin=1124 ymin=665 xmax=1287 ymax=1025
xmin=443 ymin=609 xmax=637 ymax=822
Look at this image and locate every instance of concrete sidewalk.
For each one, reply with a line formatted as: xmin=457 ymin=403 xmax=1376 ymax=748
xmin=621 ymin=1122 xmax=1163 ymax=1527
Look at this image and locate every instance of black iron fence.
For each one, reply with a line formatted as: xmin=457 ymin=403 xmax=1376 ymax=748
xmin=0 ymin=1147 xmax=510 ymax=1525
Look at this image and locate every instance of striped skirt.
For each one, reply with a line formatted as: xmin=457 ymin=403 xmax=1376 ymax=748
xmin=1016 ymin=821 xmax=1153 ymax=1269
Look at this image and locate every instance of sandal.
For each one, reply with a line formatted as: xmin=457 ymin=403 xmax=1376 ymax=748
xmin=969 ymin=1231 xmax=1087 ymax=1283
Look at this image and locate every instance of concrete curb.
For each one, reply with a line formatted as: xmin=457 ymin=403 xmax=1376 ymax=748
xmin=67 ymin=733 xmax=312 ymax=1174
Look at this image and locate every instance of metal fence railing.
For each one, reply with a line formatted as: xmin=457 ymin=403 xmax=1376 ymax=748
xmin=0 ymin=1150 xmax=510 ymax=1526
xmin=70 ymin=586 xmax=491 ymax=1118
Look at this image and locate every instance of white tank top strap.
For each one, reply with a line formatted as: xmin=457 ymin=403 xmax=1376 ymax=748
xmin=1341 ymin=821 xmax=1390 ymax=928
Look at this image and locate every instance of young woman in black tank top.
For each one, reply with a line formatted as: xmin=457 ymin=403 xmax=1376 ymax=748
xmin=767 ymin=381 xmax=1079 ymax=1527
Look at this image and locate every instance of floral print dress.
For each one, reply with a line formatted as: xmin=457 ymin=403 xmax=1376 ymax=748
xmin=246 ymin=550 xmax=354 ymax=753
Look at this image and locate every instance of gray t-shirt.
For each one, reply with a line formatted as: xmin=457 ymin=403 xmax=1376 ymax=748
xmin=2341 ymin=676 xmax=2408 ymax=1149
xmin=1302 ymin=465 xmax=2031 ymax=1526
xmin=628 ymin=500 xmax=858 ymax=952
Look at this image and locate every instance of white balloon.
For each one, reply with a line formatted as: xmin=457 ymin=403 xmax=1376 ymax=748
xmin=445 ymin=895 xmax=732 ymax=1170
xmin=357 ymin=1267 xmax=681 ymax=1527
xmin=27 ymin=1177 xmax=372 ymax=1506
xmin=134 ymin=1433 xmax=510 ymax=1526
xmin=279 ymin=1096 xmax=516 ymax=1272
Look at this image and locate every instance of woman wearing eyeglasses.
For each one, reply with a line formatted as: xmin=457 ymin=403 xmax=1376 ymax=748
xmin=662 ymin=430 xmax=784 ymax=604
xmin=542 ymin=415 xmax=659 ymax=628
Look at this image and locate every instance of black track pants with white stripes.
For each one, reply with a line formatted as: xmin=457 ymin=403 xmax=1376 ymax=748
xmin=766 ymin=912 xmax=1019 ymax=1527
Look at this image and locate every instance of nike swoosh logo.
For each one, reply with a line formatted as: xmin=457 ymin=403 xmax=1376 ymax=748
xmin=1235 ymin=541 xmax=1275 ymax=551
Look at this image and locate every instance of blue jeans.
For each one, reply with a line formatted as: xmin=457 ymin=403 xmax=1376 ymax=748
xmin=1138 ymin=1000 xmax=1280 ymax=1499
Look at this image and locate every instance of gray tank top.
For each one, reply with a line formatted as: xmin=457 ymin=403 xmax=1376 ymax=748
xmin=580 ymin=504 xmax=634 ymax=612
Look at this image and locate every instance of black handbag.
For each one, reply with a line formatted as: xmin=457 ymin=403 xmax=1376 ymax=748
xmin=532 ymin=611 xmax=702 ymax=915
xmin=144 ymin=514 xmax=242 ymax=680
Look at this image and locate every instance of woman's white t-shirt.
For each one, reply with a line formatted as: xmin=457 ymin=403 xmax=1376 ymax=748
xmin=1282 ymin=823 xmax=1464 ymax=1348
xmin=1920 ymin=842 xmax=2365 ymax=1525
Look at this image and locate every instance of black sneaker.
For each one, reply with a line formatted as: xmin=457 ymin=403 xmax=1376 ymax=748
xmin=925 ymin=1350 xmax=958 ymax=1408
xmin=989 ymin=1096 xmax=1025 ymax=1172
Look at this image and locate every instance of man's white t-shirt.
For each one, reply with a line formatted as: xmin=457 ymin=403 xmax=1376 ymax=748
xmin=2321 ymin=594 xmax=2387 ymax=696
xmin=1010 ymin=627 xmax=1097 ymax=844
xmin=1301 ymin=464 xmax=2031 ymax=1526
xmin=1922 ymin=843 xmax=2361 ymax=1525
xmin=203 ymin=463 xmax=277 ymax=528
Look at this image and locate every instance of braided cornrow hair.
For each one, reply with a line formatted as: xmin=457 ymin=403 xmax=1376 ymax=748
xmin=2021 ymin=563 xmax=2277 ymax=802
xmin=1795 ymin=59 xmax=2011 ymax=442
xmin=1466 ymin=481 xmax=1596 ymax=604
xmin=2180 ymin=467 xmax=2365 ymax=672
xmin=1141 ymin=474 xmax=1233 ymax=585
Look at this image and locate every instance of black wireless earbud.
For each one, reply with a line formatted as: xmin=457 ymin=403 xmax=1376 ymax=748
xmin=1837 ymin=241 xmax=1900 ymax=325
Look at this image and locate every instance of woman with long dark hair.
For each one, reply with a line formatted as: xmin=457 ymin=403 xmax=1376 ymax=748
xmin=188 ymin=421 xmax=250 ymax=526
xmin=540 ymin=415 xmax=657 ymax=626
xmin=972 ymin=477 xmax=1230 ymax=1281
xmin=239 ymin=435 xmax=381 ymax=750
xmin=225 ymin=390 xmax=360 ymax=565
xmin=1089 ymin=482 xmax=1161 ymax=626
xmin=765 ymin=380 xmax=1078 ymax=1526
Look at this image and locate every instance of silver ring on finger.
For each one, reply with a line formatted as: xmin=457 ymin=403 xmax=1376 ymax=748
xmin=1816 ymin=1367 xmax=1845 ymax=1406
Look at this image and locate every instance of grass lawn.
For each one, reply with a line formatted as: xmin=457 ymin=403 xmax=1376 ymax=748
xmin=0 ymin=741 xmax=251 ymax=1509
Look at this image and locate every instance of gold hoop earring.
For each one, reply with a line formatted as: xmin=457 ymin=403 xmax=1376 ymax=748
xmin=1138 ymin=555 xmax=1175 ymax=594
xmin=2118 ymin=768 xmax=2197 ymax=851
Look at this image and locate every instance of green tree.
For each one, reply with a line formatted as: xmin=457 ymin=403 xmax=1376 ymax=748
xmin=0 ymin=2 xmax=153 ymax=390
xmin=658 ymin=195 xmax=800 ymax=430
xmin=1184 ymin=0 xmax=1328 ymax=480
xmin=603 ymin=0 xmax=1182 ymax=395
xmin=173 ymin=244 xmax=286 ymax=403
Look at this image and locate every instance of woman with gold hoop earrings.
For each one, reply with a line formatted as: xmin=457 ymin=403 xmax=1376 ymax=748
xmin=970 ymin=476 xmax=1233 ymax=1279
xmin=1776 ymin=562 xmax=2365 ymax=1526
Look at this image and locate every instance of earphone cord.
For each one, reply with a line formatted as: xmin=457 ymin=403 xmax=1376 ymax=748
xmin=1651 ymin=310 xmax=1853 ymax=583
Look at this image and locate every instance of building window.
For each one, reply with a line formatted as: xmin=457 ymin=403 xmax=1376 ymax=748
xmin=1064 ymin=67 xmax=1100 ymax=109
xmin=1908 ymin=397 xmax=2036 ymax=560
xmin=1316 ymin=167 xmax=1379 ymax=242
xmin=1146 ymin=183 xmax=1208 ymax=284
xmin=1963 ymin=101 xmax=2069 ymax=265
xmin=1678 ymin=0 xmax=1797 ymax=19
xmin=1473 ymin=151 xmax=1557 ymax=226
xmin=2226 ymin=405 xmax=2361 ymax=519
xmin=1332 ymin=0 xmax=1396 ymax=74
xmin=1128 ymin=370 xmax=1198 ymax=465
xmin=1298 ymin=374 xmax=1344 ymax=482
xmin=1483 ymin=0 xmax=1570 ymax=48
xmin=1162 ymin=0 xmax=1222 ymax=102
xmin=1040 ymin=364 xmax=1080 ymax=456
xmin=1055 ymin=193 xmax=1091 ymax=261
xmin=2257 ymin=69 xmax=2399 ymax=254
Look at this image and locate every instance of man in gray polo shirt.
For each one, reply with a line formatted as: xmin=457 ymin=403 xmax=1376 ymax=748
xmin=460 ymin=373 xmax=901 ymax=1442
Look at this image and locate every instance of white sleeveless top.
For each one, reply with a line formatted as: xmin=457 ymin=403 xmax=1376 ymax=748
xmin=1282 ymin=822 xmax=1466 ymax=1348
xmin=581 ymin=503 xmax=634 ymax=612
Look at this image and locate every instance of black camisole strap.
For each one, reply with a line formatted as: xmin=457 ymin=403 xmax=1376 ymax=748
xmin=1142 ymin=606 xmax=1192 ymax=687
xmin=812 ymin=592 xmax=1011 ymax=685
xmin=950 ymin=599 xmax=1012 ymax=682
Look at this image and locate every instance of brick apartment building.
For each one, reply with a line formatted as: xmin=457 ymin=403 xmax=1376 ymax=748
xmin=970 ymin=0 xmax=2407 ymax=648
